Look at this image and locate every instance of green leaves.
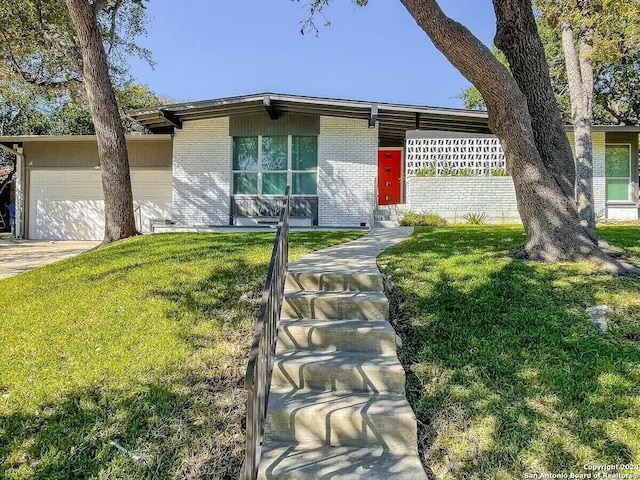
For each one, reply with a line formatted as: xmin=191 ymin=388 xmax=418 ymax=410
xmin=0 ymin=0 xmax=150 ymax=98
xmin=535 ymin=0 xmax=640 ymax=125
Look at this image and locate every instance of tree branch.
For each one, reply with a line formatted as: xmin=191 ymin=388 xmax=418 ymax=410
xmin=578 ymin=26 xmax=594 ymax=113
xmin=399 ymin=0 xmax=517 ymax=125
xmin=597 ymin=97 xmax=631 ymax=125
xmin=106 ymin=0 xmax=124 ymax=55
xmin=92 ymin=0 xmax=109 ymax=16
xmin=493 ymin=0 xmax=577 ymax=199
xmin=0 ymin=158 xmax=17 ymax=197
xmin=561 ymin=21 xmax=585 ymax=119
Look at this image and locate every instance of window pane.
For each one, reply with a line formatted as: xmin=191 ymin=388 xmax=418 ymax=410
xmin=262 ymin=136 xmax=288 ymax=171
xmin=263 ymin=173 xmax=287 ymax=195
xmin=233 ymin=173 xmax=258 ymax=194
xmin=605 ymin=145 xmax=630 ymax=177
xmin=292 ymin=136 xmax=318 ymax=171
xmin=233 ymin=137 xmax=258 ymax=171
xmin=292 ymin=172 xmax=317 ymax=195
xmin=606 ymin=178 xmax=630 ymax=201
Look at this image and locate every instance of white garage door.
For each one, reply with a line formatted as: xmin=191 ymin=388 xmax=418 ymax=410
xmin=29 ymin=169 xmax=172 ymax=240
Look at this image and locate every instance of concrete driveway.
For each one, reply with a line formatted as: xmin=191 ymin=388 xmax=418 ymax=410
xmin=0 ymin=240 xmax=99 ymax=280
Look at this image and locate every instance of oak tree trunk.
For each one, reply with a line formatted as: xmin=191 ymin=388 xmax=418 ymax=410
xmin=492 ymin=0 xmax=577 ymax=200
xmin=399 ymin=0 xmax=632 ymax=274
xmin=562 ymin=21 xmax=596 ymax=230
xmin=65 ymin=0 xmax=137 ymax=244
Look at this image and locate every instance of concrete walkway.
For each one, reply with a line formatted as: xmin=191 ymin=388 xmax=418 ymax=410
xmin=0 ymin=240 xmax=98 ymax=280
xmin=258 ymin=227 xmax=426 ymax=479
xmin=288 ymin=227 xmax=415 ymax=275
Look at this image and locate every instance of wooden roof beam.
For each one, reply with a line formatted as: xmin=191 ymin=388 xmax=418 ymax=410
xmin=263 ymin=95 xmax=280 ymax=120
xmin=159 ymin=109 xmax=182 ymax=129
xmin=369 ymin=104 xmax=379 ymax=128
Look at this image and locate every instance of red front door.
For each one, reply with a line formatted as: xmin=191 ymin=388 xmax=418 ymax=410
xmin=378 ymin=149 xmax=402 ymax=205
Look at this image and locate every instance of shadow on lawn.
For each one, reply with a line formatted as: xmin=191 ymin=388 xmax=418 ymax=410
xmin=0 ymin=370 xmax=245 ymax=479
xmin=383 ymin=227 xmax=640 ymax=478
xmin=0 ymin=259 xmax=252 ymax=478
xmin=1 ymin=231 xmax=363 ymax=479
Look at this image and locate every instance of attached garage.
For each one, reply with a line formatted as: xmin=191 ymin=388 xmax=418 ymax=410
xmin=29 ymin=169 xmax=171 ymax=240
xmin=0 ymin=134 xmax=173 ymax=240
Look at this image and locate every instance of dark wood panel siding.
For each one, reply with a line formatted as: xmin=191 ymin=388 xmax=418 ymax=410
xmin=23 ymin=139 xmax=173 ymax=168
xmin=229 ymin=113 xmax=320 ymax=137
xmin=231 ymin=196 xmax=318 ymax=225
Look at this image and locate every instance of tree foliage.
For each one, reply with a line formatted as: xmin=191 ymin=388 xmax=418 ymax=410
xmin=536 ymin=0 xmax=640 ymax=125
xmin=459 ymin=0 xmax=640 ymax=125
xmin=1 ymin=0 xmax=154 ymax=243
xmin=0 ymin=80 xmax=166 ymax=136
xmin=0 ymin=1 xmax=157 ymax=135
xmin=0 ymin=0 xmax=151 ymax=95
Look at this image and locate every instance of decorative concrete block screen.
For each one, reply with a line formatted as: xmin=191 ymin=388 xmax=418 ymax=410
xmin=406 ymin=137 xmax=507 ymax=176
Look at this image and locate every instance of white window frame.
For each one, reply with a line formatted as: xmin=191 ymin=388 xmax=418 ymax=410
xmin=605 ymin=143 xmax=633 ymax=204
xmin=231 ymin=135 xmax=318 ymax=197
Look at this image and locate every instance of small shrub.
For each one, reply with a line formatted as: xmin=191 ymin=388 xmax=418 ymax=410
xmin=595 ymin=209 xmax=606 ymax=224
xmin=399 ymin=212 xmax=448 ymax=227
xmin=414 ymin=165 xmax=436 ymax=177
xmin=457 ymin=168 xmax=473 ymax=177
xmin=440 ymin=165 xmax=454 ymax=176
xmin=490 ymin=168 xmax=509 ymax=176
xmin=462 ymin=212 xmax=488 ymax=225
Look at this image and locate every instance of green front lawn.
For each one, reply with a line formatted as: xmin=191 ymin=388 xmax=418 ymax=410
xmin=379 ymin=225 xmax=640 ymax=479
xmin=0 ymin=231 xmax=363 ymax=479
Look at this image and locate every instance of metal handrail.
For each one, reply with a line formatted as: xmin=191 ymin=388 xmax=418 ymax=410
xmin=371 ymin=175 xmax=379 ymax=229
xmin=243 ymin=185 xmax=291 ymax=480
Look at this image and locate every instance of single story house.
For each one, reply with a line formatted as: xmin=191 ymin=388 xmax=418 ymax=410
xmin=1 ymin=93 xmax=638 ymax=240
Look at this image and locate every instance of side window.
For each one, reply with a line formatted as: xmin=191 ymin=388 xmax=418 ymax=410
xmin=605 ymin=144 xmax=631 ymax=202
xmin=291 ymin=136 xmax=318 ymax=195
xmin=232 ymin=137 xmax=258 ymax=194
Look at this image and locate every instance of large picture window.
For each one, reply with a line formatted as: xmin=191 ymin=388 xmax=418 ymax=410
xmin=232 ymin=135 xmax=318 ymax=195
xmin=605 ymin=144 xmax=632 ymax=202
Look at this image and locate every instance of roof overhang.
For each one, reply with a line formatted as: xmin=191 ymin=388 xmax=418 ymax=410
xmin=0 ymin=134 xmax=173 ymax=145
xmin=127 ymin=92 xmax=493 ymax=141
xmin=564 ymin=125 xmax=640 ymax=132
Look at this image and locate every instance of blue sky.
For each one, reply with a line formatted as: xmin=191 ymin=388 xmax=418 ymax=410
xmin=127 ymin=1 xmax=497 ymax=108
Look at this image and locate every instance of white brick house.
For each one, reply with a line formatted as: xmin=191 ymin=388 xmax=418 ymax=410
xmin=403 ymin=129 xmax=639 ymax=223
xmin=1 ymin=93 xmax=637 ymax=239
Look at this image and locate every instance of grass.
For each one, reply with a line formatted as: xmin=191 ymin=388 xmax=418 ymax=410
xmin=0 ymin=230 xmax=363 ymax=480
xmin=378 ymin=224 xmax=640 ymax=479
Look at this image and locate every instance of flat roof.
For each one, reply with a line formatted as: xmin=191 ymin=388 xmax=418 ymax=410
xmin=564 ymin=125 xmax=640 ymax=132
xmin=127 ymin=92 xmax=493 ymax=140
xmin=0 ymin=134 xmax=173 ymax=144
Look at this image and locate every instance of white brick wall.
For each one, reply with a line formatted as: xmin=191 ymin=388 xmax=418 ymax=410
xmin=591 ymin=132 xmax=607 ymax=216
xmin=565 ymin=131 xmax=607 ymax=217
xmin=318 ymin=116 xmax=378 ymax=227
xmin=406 ymin=177 xmax=521 ymax=223
xmin=407 ymin=131 xmax=630 ymax=222
xmin=172 ymin=118 xmax=231 ymax=225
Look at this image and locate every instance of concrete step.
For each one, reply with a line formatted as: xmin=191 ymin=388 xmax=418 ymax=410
xmin=285 ymin=271 xmax=384 ymax=292
xmin=265 ymin=390 xmax=418 ymax=451
xmin=276 ymin=318 xmax=397 ymax=354
xmin=374 ymin=220 xmax=399 ymax=228
xmin=257 ymin=444 xmax=427 ymax=479
xmin=281 ymin=291 xmax=389 ymax=320
xmin=271 ymin=351 xmax=405 ymax=393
